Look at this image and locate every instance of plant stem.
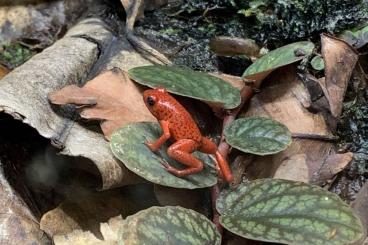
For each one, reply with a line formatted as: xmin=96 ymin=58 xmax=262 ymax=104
xmin=211 ymin=85 xmax=254 ymax=233
xmin=219 ymin=85 xmax=254 ymax=157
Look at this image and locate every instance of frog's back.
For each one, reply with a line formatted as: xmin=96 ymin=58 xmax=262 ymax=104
xmin=159 ymin=95 xmax=202 ymax=142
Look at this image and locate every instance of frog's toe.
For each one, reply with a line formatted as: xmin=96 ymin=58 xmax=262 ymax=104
xmin=159 ymin=160 xmax=178 ymax=174
xmin=159 ymin=159 xmax=171 ymax=168
xmin=144 ymin=141 xmax=158 ymax=151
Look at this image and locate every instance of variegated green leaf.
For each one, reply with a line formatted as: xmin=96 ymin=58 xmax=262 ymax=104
xmin=224 ymin=117 xmax=291 ymax=155
xmin=110 ymin=122 xmax=217 ymax=189
xmin=217 ymin=179 xmax=364 ymax=245
xmin=118 ymin=206 xmax=221 ymax=245
xmin=243 ymin=41 xmax=314 ymax=83
xmin=340 ymin=24 xmax=368 ymax=49
xmin=128 ymin=65 xmax=241 ymax=109
xmin=311 ymin=55 xmax=325 ymax=71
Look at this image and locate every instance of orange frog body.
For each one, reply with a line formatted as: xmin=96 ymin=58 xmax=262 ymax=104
xmin=143 ymin=87 xmax=233 ymax=183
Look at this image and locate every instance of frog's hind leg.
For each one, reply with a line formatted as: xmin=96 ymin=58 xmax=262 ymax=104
xmin=199 ymin=137 xmax=234 ymax=183
xmin=165 ymin=139 xmax=203 ymax=177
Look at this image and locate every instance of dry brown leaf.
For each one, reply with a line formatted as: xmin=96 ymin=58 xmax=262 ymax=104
xmin=53 ymin=230 xmax=106 ymax=245
xmin=351 ymin=182 xmax=368 ymax=244
xmin=209 ymin=36 xmax=260 ymax=57
xmin=154 ymin=185 xmax=205 ymax=214
xmin=48 ymin=68 xmax=155 ymax=139
xmin=40 ymin=187 xmax=138 ymax=238
xmin=320 ymin=34 xmax=359 ymax=117
xmin=230 ymin=155 xmax=254 ymax=186
xmin=243 ymin=65 xmax=339 ymax=183
xmin=273 ymin=154 xmax=309 ymax=183
xmin=53 ymin=216 xmax=123 ymax=245
xmin=244 ymin=66 xmax=330 ymax=136
xmin=210 ymin=72 xmax=245 ymax=90
xmin=311 ymin=152 xmax=353 ymax=185
xmin=0 ymin=64 xmax=9 ymax=79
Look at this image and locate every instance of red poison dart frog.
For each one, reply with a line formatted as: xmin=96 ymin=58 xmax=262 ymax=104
xmin=143 ymin=87 xmax=233 ymax=183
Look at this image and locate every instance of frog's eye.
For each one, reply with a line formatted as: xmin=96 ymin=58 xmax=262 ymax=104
xmin=147 ymin=96 xmax=155 ymax=106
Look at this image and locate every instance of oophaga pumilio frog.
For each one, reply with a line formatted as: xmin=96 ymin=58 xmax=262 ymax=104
xmin=143 ymin=87 xmax=234 ymax=183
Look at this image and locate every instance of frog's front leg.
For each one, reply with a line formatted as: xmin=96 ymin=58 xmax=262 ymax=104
xmin=146 ymin=120 xmax=170 ymax=152
xmin=163 ymin=139 xmax=203 ymax=177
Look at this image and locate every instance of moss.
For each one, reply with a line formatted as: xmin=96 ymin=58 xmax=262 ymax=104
xmin=239 ymin=0 xmax=368 ymax=44
xmin=0 ymin=43 xmax=35 ymax=69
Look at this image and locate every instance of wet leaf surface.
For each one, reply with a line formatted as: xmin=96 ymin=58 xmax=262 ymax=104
xmin=224 ymin=117 xmax=292 ymax=155
xmin=128 ymin=65 xmax=241 ymax=109
xmin=217 ymin=179 xmax=364 ymax=245
xmin=118 ymin=206 xmax=221 ymax=245
xmin=110 ymin=122 xmax=217 ymax=189
xmin=311 ymin=55 xmax=325 ymax=71
xmin=242 ymin=41 xmax=314 ymax=85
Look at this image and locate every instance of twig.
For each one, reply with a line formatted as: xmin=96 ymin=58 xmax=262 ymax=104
xmin=124 ymin=0 xmax=172 ymax=65
xmin=211 ymin=85 xmax=254 ymax=232
xmin=211 ymin=185 xmax=223 ymax=233
xmin=291 ymin=133 xmax=339 ymax=141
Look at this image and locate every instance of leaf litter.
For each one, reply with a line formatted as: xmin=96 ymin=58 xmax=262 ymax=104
xmin=48 ymin=68 xmax=156 ymax=140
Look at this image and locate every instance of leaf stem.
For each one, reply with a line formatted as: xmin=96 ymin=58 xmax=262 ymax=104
xmin=211 ymin=85 xmax=254 ymax=233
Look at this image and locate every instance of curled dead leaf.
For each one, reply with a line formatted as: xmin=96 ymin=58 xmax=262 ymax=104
xmin=319 ymin=34 xmax=359 ymax=118
xmin=48 ymin=68 xmax=155 ymax=139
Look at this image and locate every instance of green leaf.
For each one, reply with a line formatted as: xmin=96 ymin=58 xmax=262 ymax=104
xmin=340 ymin=24 xmax=368 ymax=49
xmin=110 ymin=122 xmax=217 ymax=189
xmin=118 ymin=206 xmax=221 ymax=245
xmin=242 ymin=41 xmax=314 ymax=83
xmin=128 ymin=65 xmax=241 ymax=109
xmin=224 ymin=117 xmax=291 ymax=155
xmin=217 ymin=179 xmax=364 ymax=245
xmin=311 ymin=55 xmax=325 ymax=71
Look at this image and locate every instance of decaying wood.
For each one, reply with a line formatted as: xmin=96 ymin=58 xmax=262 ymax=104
xmin=121 ymin=0 xmax=172 ymax=65
xmin=0 ymin=18 xmax=154 ymax=190
xmin=0 ymin=0 xmax=86 ymax=47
